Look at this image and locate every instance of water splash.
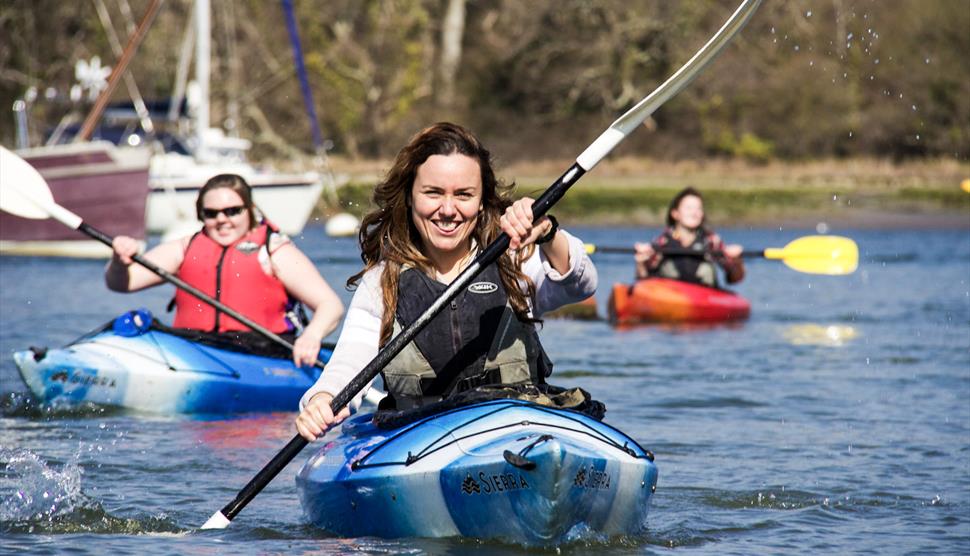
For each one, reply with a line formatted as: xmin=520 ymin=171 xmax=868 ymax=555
xmin=0 ymin=447 xmax=182 ymax=536
xmin=0 ymin=448 xmax=84 ymax=524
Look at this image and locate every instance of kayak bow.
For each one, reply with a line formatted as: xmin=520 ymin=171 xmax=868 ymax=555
xmin=296 ymin=399 xmax=658 ymax=544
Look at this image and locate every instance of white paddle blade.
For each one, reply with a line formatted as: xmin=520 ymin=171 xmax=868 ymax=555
xmin=0 ymin=146 xmax=84 ymax=229
xmin=0 ymin=145 xmax=56 ymax=219
xmin=200 ymin=511 xmax=231 ymax=530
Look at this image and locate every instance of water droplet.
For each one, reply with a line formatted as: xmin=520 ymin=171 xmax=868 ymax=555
xmin=809 ymin=60 xmax=815 ymax=67
xmin=848 ymin=131 xmax=854 ymax=137
xmin=916 ymin=134 xmax=921 ymax=141
xmin=806 ymin=10 xmax=812 ymax=17
xmin=925 ymin=57 xmax=931 ymax=64
xmin=847 ymin=32 xmax=854 ymax=40
xmin=911 ymin=105 xmax=917 ymax=111
xmin=874 ymin=58 xmax=880 ymax=64
xmin=794 ymin=45 xmax=800 ymax=51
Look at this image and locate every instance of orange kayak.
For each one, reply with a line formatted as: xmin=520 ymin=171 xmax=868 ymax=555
xmin=608 ymin=278 xmax=750 ymax=325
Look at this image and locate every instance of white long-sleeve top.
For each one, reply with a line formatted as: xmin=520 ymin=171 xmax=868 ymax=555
xmin=299 ymin=230 xmax=597 ymax=413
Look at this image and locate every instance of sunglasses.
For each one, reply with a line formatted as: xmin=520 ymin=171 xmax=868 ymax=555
xmin=201 ymin=205 xmax=246 ymax=219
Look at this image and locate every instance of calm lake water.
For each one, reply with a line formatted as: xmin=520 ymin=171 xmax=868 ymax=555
xmin=1 ymin=224 xmax=968 ymax=555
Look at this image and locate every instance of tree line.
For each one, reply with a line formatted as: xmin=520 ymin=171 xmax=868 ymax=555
xmin=1 ymin=0 xmax=967 ymax=163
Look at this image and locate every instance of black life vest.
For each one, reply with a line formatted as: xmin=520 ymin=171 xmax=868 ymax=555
xmin=380 ymin=263 xmax=552 ymax=410
xmin=652 ymin=228 xmax=718 ymax=287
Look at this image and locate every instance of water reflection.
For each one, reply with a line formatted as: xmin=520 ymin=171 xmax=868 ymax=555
xmin=781 ymin=324 xmax=859 ymax=346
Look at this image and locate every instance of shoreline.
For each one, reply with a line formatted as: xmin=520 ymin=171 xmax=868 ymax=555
xmin=564 ymin=207 xmax=969 ymax=230
xmin=318 ymin=156 xmax=969 ymax=230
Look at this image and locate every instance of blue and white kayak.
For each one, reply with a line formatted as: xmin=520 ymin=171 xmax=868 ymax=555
xmin=12 ymin=310 xmax=333 ymax=414
xmin=296 ymin=399 xmax=658 ymax=545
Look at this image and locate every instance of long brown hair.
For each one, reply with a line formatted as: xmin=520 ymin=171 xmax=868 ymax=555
xmin=349 ymin=122 xmax=536 ymax=346
xmin=195 ymin=174 xmax=258 ymax=229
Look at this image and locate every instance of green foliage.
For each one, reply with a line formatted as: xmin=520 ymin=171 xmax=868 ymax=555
xmin=1 ymin=0 xmax=967 ymax=161
xmin=333 ymin=181 xmax=378 ymax=217
xmin=734 ymin=133 xmax=775 ymax=163
xmin=895 ymin=187 xmax=970 ymax=207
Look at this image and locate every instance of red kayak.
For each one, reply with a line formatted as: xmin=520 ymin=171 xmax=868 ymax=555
xmin=608 ymin=278 xmax=750 ymax=325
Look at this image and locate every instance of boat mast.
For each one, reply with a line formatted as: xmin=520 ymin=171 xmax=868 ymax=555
xmin=74 ymin=0 xmax=163 ymax=143
xmin=195 ymin=0 xmax=210 ymax=156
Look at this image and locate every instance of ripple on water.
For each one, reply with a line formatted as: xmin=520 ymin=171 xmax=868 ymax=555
xmin=1 ymin=393 xmax=125 ymax=420
xmin=697 ymin=487 xmax=825 ymax=511
xmin=692 ymin=485 xmax=953 ymax=518
xmin=652 ymin=397 xmax=769 ymax=410
xmin=554 ymin=369 xmax=635 ymax=379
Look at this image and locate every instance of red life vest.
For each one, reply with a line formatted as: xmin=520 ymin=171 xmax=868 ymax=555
xmin=172 ymin=223 xmax=291 ymax=333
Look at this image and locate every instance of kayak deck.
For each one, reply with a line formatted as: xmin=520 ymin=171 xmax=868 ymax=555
xmin=13 ymin=317 xmax=331 ymax=413
xmin=296 ymin=399 xmax=658 ymax=545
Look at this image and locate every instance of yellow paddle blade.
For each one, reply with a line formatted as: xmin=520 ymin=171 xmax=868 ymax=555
xmin=585 ymin=244 xmax=597 ymax=255
xmin=961 ymin=178 xmax=970 ymax=193
xmin=764 ymin=235 xmax=858 ymax=275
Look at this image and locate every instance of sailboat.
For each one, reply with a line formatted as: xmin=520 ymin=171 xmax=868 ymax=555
xmin=0 ymin=2 xmax=158 ymax=258
xmin=145 ymin=0 xmax=324 ymax=238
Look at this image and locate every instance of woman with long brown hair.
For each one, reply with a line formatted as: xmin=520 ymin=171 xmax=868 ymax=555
xmin=295 ymin=123 xmax=596 ymax=441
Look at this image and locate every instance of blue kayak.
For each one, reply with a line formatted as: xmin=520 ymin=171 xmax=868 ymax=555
xmin=296 ymin=399 xmax=658 ymax=544
xmin=13 ymin=310 xmax=333 ymax=413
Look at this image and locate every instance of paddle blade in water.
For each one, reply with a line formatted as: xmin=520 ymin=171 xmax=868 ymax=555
xmin=0 ymin=146 xmax=56 ymax=219
xmin=200 ymin=511 xmax=231 ymax=530
xmin=767 ymin=235 xmax=859 ymax=275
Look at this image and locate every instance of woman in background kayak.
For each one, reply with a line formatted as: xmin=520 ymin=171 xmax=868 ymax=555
xmin=295 ymin=122 xmax=597 ymax=441
xmin=634 ymin=186 xmax=744 ymax=287
xmin=105 ymin=173 xmax=344 ymax=368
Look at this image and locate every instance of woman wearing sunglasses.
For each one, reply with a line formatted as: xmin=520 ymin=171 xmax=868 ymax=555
xmin=105 ymin=174 xmax=344 ymax=368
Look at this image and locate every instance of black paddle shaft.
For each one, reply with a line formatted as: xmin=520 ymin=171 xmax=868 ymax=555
xmin=214 ymin=162 xmax=587 ymax=523
xmin=594 ymin=244 xmax=766 ymax=259
xmin=78 ymin=222 xmax=325 ymax=372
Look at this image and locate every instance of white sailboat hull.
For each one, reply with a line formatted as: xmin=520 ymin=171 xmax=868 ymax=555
xmin=146 ymin=154 xmax=324 ymax=236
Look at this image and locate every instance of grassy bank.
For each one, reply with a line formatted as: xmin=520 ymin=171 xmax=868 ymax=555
xmin=318 ymin=157 xmax=970 ymax=228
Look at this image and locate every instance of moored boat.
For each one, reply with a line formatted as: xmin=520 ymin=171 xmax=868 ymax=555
xmin=608 ymin=277 xmax=750 ymax=325
xmin=13 ymin=310 xmax=332 ymax=414
xmin=0 ymin=141 xmax=151 ymax=258
xmin=296 ymin=399 xmax=658 ymax=545
xmin=145 ymin=134 xmax=324 ymax=237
